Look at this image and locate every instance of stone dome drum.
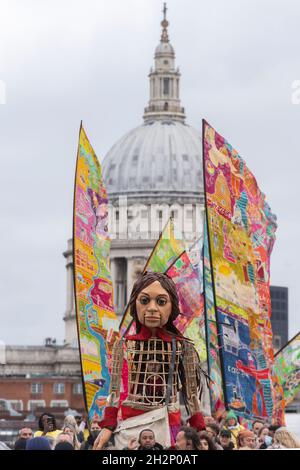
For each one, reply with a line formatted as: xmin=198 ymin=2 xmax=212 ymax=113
xmin=102 ymin=120 xmax=203 ymax=200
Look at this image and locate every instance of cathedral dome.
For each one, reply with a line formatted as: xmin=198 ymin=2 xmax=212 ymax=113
xmin=102 ymin=120 xmax=203 ymax=199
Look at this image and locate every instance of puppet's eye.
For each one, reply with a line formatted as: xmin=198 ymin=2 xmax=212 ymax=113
xmin=157 ymin=297 xmax=167 ymax=306
xmin=139 ymin=296 xmax=149 ymax=305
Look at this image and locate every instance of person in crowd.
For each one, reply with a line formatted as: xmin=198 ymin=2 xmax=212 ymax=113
xmin=219 ymin=429 xmax=235 ymax=450
xmin=267 ymin=427 xmax=300 ymax=449
xmin=198 ymin=431 xmax=218 ymax=450
xmin=54 ymin=441 xmax=74 ymax=450
xmin=125 ymin=429 xmax=164 ymax=450
xmin=80 ymin=420 xmax=101 ymax=450
xmin=205 ymin=422 xmax=223 ymax=450
xmin=268 ymin=424 xmax=281 ymax=440
xmin=76 ymin=413 xmax=89 ymax=442
xmin=203 ymin=415 xmax=217 ymax=427
xmin=175 ymin=426 xmax=201 ymax=450
xmin=18 ymin=427 xmax=33 ymax=440
xmin=237 ymin=430 xmax=256 ymax=450
xmin=34 ymin=413 xmax=61 ymax=449
xmin=257 ymin=425 xmax=272 ymax=449
xmin=63 ymin=414 xmax=84 ymax=443
xmin=26 ymin=436 xmax=52 ymax=450
xmin=63 ymin=424 xmax=81 ymax=450
xmin=55 ymin=432 xmax=74 ymax=447
xmin=14 ymin=438 xmax=27 ymax=450
xmin=252 ymin=420 xmax=265 ymax=436
xmin=222 ymin=411 xmax=245 ymax=448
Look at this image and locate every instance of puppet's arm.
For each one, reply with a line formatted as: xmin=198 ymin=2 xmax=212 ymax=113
xmin=99 ymin=338 xmax=124 ymax=431
xmin=182 ymin=341 xmax=206 ymax=431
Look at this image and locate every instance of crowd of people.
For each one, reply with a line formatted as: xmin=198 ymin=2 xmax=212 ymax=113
xmin=8 ymin=410 xmax=300 ymax=451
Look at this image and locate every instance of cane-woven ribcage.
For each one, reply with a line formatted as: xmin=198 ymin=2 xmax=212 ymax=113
xmin=122 ymin=338 xmax=182 ymax=410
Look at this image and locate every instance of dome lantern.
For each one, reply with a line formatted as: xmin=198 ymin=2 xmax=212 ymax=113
xmin=143 ymin=3 xmax=186 ymax=123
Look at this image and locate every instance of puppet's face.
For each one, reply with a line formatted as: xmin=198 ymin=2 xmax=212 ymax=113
xmin=136 ymin=281 xmax=172 ymax=330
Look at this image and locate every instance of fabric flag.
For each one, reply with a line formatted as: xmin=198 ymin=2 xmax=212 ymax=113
xmin=203 ymin=119 xmax=277 ymax=422
xmin=119 ymin=218 xmax=185 ymax=336
xmin=273 ymin=332 xmax=300 ymax=408
xmin=166 ymin=251 xmax=206 ymax=362
xmin=203 ymin=219 xmax=225 ymax=415
xmin=73 ymin=123 xmax=119 ymax=421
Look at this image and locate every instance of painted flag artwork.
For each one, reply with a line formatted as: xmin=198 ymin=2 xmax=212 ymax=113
xmin=166 ymin=251 xmax=206 ymax=362
xmin=273 ymin=332 xmax=300 ymax=407
xmin=73 ymin=124 xmax=119 ymax=421
xmin=203 ymin=120 xmax=277 ymax=421
xmin=203 ymin=220 xmax=225 ymax=414
xmin=119 ymin=219 xmax=185 ymax=336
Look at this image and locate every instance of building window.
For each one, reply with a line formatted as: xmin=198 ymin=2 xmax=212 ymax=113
xmin=73 ymin=383 xmax=83 ymax=395
xmin=31 ymin=383 xmax=43 ymax=394
xmin=50 ymin=400 xmax=69 ymax=408
xmin=27 ymin=400 xmax=46 ymax=411
xmin=8 ymin=400 xmax=23 ymax=412
xmin=274 ymin=335 xmax=281 ymax=351
xmin=163 ymin=78 xmax=169 ymax=95
xmin=53 ymin=383 xmax=65 ymax=394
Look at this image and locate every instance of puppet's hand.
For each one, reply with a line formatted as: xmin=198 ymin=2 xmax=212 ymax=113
xmin=93 ymin=428 xmax=113 ymax=450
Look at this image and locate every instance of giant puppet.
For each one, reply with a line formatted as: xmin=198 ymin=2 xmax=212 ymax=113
xmin=97 ymin=272 xmax=206 ymax=449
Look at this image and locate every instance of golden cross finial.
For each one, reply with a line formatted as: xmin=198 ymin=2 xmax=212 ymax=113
xmin=161 ymin=2 xmax=169 ymax=42
xmin=163 ymin=3 xmax=167 ymax=21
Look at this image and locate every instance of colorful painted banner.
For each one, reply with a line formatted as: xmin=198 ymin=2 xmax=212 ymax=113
xmin=273 ymin=332 xmax=300 ymax=407
xmin=73 ymin=124 xmax=119 ymax=421
xmin=166 ymin=251 xmax=206 ymax=362
xmin=203 ymin=120 xmax=277 ymax=421
xmin=203 ymin=219 xmax=225 ymax=414
xmin=119 ymin=219 xmax=185 ymax=336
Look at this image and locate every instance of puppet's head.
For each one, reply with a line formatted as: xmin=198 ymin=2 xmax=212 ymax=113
xmin=128 ymin=272 xmax=181 ymax=334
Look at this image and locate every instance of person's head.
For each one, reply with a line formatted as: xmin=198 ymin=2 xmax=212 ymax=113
xmin=64 ymin=415 xmax=78 ymax=430
xmin=128 ymin=272 xmax=181 ymax=334
xmin=225 ymin=411 xmax=238 ymax=427
xmin=219 ymin=429 xmax=232 ymax=448
xmin=175 ymin=427 xmax=201 ymax=450
xmin=204 ymin=415 xmax=216 ymax=426
xmin=56 ymin=432 xmax=73 ymax=446
xmin=138 ymin=429 xmax=156 ymax=450
xmin=252 ymin=420 xmax=264 ymax=436
xmin=206 ymin=423 xmax=220 ymax=439
xmin=274 ymin=427 xmax=300 ymax=449
xmin=26 ymin=437 xmax=52 ymax=451
xmin=54 ymin=442 xmax=74 ymax=450
xmin=268 ymin=424 xmax=281 ymax=438
xmin=198 ymin=431 xmax=217 ymax=450
xmin=75 ymin=415 xmax=82 ymax=426
xmin=63 ymin=425 xmax=75 ymax=439
xmin=38 ymin=413 xmax=57 ymax=432
xmin=14 ymin=438 xmax=27 ymax=450
xmin=18 ymin=427 xmax=33 ymax=440
xmin=90 ymin=421 xmax=101 ymax=432
xmin=258 ymin=425 xmax=270 ymax=442
xmin=238 ymin=430 xmax=256 ymax=449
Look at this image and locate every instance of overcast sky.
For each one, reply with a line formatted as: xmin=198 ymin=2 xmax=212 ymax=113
xmin=0 ymin=0 xmax=299 ymax=345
